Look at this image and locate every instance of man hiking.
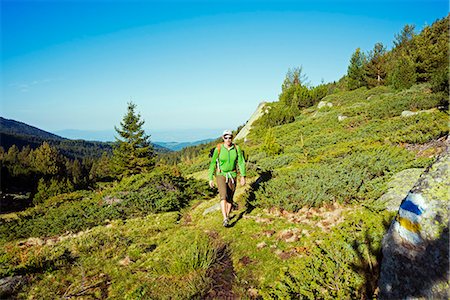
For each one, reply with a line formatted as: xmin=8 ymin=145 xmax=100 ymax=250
xmin=209 ymin=130 xmax=246 ymax=227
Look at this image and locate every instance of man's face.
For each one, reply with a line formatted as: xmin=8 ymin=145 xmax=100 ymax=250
xmin=223 ymin=135 xmax=233 ymax=146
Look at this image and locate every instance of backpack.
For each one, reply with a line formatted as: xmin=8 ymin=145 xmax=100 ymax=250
xmin=209 ymin=144 xmax=244 ymax=172
xmin=209 ymin=143 xmax=242 ymax=158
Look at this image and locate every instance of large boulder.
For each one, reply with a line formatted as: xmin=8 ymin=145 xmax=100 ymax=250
xmin=379 ymin=168 xmax=424 ymax=212
xmin=378 ymin=138 xmax=449 ymax=299
xmin=235 ymin=102 xmax=267 ymax=141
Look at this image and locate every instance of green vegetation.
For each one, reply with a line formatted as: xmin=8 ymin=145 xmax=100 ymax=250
xmin=1 ymin=15 xmax=448 ymax=299
xmin=112 ymin=102 xmax=156 ymax=177
xmin=0 ymin=170 xmax=213 ymax=241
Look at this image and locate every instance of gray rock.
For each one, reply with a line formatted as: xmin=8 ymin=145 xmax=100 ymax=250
xmin=378 ymin=141 xmax=449 ymax=299
xmin=401 ymin=110 xmax=418 ymax=117
xmin=0 ymin=276 xmax=25 ymax=298
xmin=379 ymin=168 xmax=424 ymax=212
xmin=317 ymin=101 xmax=333 ymax=109
xmin=235 ymin=102 xmax=267 ymax=141
xmin=337 ymin=115 xmax=348 ymax=122
xmin=401 ymin=108 xmax=437 ymax=118
xmin=203 ymin=203 xmax=221 ymax=216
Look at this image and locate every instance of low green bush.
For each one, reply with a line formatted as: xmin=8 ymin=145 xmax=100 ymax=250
xmin=0 ymin=170 xmax=214 ymax=241
xmin=253 ymin=145 xmax=428 ymax=210
xmin=33 ymin=178 xmax=75 ymax=205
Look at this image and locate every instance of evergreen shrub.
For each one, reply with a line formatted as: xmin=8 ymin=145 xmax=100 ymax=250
xmin=253 ymin=145 xmax=425 ymax=211
xmin=0 ymin=170 xmax=214 ymax=241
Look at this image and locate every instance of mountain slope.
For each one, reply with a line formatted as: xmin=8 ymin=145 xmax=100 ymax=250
xmin=0 ymin=117 xmax=65 ymax=141
xmin=1 ymin=83 xmax=447 ymax=298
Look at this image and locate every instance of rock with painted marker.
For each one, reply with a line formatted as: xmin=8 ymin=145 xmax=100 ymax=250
xmin=378 ymin=140 xmax=449 ymax=299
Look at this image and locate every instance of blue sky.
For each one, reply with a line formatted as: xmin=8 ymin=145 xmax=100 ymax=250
xmin=1 ymin=0 xmax=448 ymax=142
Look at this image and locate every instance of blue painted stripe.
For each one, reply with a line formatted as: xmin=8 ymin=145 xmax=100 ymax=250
xmin=400 ymin=199 xmax=423 ymax=215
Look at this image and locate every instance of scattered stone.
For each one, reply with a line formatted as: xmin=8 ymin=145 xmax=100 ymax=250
xmin=203 ymin=203 xmax=221 ymax=216
xmin=285 ymin=235 xmax=299 ymax=243
xmin=257 ymin=242 xmax=267 ymax=249
xmin=301 ymin=229 xmax=310 ymax=237
xmin=401 ymin=108 xmax=436 ymax=118
xmin=338 ymin=115 xmax=348 ymax=121
xmin=103 ymin=196 xmax=122 ymax=205
xmin=18 ymin=237 xmax=44 ymax=248
xmin=318 ymin=101 xmax=333 ymax=109
xmin=401 ymin=110 xmax=418 ymax=117
xmin=119 ymin=256 xmax=132 ymax=266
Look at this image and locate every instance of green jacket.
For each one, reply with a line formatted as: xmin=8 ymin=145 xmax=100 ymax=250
xmin=208 ymin=143 xmax=246 ymax=181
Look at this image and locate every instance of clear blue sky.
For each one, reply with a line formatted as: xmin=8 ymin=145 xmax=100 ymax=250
xmin=1 ymin=0 xmax=448 ymax=142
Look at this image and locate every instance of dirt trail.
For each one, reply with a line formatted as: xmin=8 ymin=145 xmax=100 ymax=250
xmin=205 ymin=242 xmax=237 ymax=299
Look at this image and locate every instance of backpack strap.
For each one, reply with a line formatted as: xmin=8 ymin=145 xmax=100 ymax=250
xmin=216 ymin=144 xmax=222 ymax=173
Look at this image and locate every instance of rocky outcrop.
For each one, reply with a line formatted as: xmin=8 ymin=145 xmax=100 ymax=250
xmin=401 ymin=108 xmax=437 ymax=117
xmin=235 ymin=102 xmax=267 ymax=141
xmin=379 ymin=168 xmax=424 ymax=212
xmin=378 ymin=137 xmax=449 ymax=299
xmin=0 ymin=276 xmax=25 ymax=298
xmin=317 ymin=101 xmax=333 ymax=109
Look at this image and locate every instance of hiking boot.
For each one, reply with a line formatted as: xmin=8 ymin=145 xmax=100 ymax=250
xmin=223 ymin=218 xmax=229 ymax=227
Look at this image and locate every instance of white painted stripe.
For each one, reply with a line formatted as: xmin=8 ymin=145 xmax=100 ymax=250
xmin=398 ymin=208 xmax=421 ymax=224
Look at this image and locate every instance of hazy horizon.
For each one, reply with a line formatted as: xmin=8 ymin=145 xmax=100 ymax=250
xmin=53 ymin=127 xmax=222 ymax=143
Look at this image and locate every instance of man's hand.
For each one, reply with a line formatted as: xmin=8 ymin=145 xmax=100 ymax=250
xmin=209 ymin=180 xmax=215 ymax=189
xmin=240 ymin=177 xmax=246 ymax=186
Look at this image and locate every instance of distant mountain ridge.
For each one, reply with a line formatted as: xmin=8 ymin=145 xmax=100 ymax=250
xmin=0 ymin=117 xmax=65 ymax=141
xmin=0 ymin=117 xmax=171 ymax=158
xmin=154 ymin=139 xmax=214 ymax=151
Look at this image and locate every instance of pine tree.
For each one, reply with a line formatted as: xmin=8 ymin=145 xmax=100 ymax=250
xmin=31 ymin=142 xmax=63 ymax=176
xmin=364 ymin=42 xmax=387 ymax=88
xmin=387 ymin=53 xmax=416 ymax=90
xmin=414 ymin=16 xmax=449 ymax=83
xmin=347 ymin=48 xmax=366 ymax=90
xmin=112 ymin=102 xmax=155 ymax=177
xmin=394 ymin=24 xmax=416 ymax=51
xmin=281 ymin=67 xmax=309 ymax=92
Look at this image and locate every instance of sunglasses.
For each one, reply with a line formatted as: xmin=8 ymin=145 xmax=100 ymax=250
xmin=223 ymin=136 xmax=232 ymax=140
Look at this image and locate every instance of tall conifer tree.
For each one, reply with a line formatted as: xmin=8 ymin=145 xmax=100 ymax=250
xmin=112 ymin=102 xmax=155 ymax=177
xmin=364 ymin=42 xmax=387 ymax=88
xmin=347 ymin=48 xmax=366 ymax=90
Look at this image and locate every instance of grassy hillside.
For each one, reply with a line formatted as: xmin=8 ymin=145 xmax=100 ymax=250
xmin=1 ymin=82 xmax=447 ymax=299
